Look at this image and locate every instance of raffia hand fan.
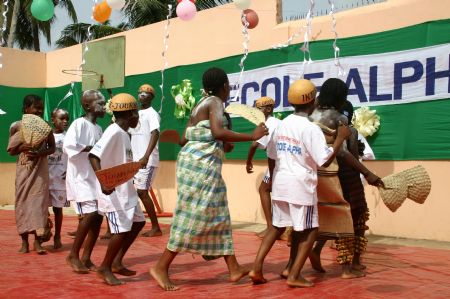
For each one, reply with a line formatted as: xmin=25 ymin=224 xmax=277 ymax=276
xmin=21 ymin=114 xmax=52 ymax=147
xmin=224 ymin=104 xmax=265 ymax=125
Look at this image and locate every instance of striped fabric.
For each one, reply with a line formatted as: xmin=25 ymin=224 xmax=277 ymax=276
xmin=167 ymin=119 xmax=234 ymax=256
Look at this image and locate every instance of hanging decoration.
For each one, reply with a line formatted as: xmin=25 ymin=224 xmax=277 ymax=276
xmin=352 ymin=107 xmax=381 ymax=138
xmin=242 ymin=9 xmax=258 ymax=29
xmin=159 ymin=4 xmax=174 ymax=114
xmin=233 ymin=0 xmax=251 ymax=10
xmin=300 ymin=0 xmax=315 ymax=77
xmin=171 ymin=79 xmax=196 ymax=119
xmin=56 ymin=82 xmax=75 ymax=108
xmin=106 ymin=0 xmax=126 ymax=10
xmin=328 ymin=0 xmax=345 ymax=76
xmin=93 ymin=0 xmax=112 ymax=23
xmin=0 ymin=0 xmax=9 ymax=69
xmin=176 ymin=0 xmax=197 ymax=21
xmin=31 ymin=0 xmax=55 ymax=22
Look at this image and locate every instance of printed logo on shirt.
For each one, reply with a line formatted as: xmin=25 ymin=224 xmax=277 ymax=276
xmin=276 ymin=140 xmax=302 ymax=155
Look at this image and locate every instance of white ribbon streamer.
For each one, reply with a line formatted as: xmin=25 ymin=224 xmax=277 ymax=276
xmin=328 ymin=0 xmax=345 ymax=76
xmin=300 ymin=0 xmax=315 ymax=77
xmin=0 ymin=0 xmax=10 ymax=69
xmin=159 ymin=4 xmax=174 ymax=114
xmin=231 ymin=10 xmax=250 ymax=102
xmin=80 ymin=0 xmax=98 ymax=71
xmin=56 ymin=81 xmax=75 ymax=108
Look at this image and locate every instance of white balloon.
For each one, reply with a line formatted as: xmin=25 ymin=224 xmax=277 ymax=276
xmin=234 ymin=0 xmax=251 ymax=10
xmin=106 ymin=0 xmax=126 ymax=10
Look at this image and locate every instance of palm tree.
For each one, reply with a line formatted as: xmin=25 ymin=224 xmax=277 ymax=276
xmin=4 ymin=0 xmax=77 ymax=51
xmin=55 ymin=21 xmax=124 ymax=49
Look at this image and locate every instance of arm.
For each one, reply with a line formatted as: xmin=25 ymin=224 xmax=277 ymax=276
xmin=26 ymin=133 xmax=56 ymax=158
xmin=88 ymin=153 xmax=114 ymax=195
xmin=246 ymin=142 xmax=258 ymax=173
xmin=321 ymin=125 xmax=351 ymax=167
xmin=139 ymin=129 xmax=159 ymax=168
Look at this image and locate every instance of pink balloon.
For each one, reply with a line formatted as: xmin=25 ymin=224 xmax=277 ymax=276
xmin=176 ymin=0 xmax=197 ymax=21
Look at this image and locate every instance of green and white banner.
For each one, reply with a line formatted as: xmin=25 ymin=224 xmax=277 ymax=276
xmin=228 ymin=44 xmax=450 ymax=111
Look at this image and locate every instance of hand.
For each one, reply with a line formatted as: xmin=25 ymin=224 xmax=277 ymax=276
xmin=246 ymin=161 xmax=253 ymax=174
xmin=25 ymin=149 xmax=41 ymax=159
xmin=139 ymin=157 xmax=149 ymax=169
xmin=366 ymin=172 xmax=384 ymax=188
xmin=336 ymin=123 xmax=351 ymax=140
xmin=101 ymin=186 xmax=115 ymax=195
xmin=19 ymin=143 xmax=32 ymax=153
xmin=252 ymin=123 xmax=269 ymax=141
xmin=224 ymin=142 xmax=234 ymax=153
xmin=357 ymin=139 xmax=366 ymax=156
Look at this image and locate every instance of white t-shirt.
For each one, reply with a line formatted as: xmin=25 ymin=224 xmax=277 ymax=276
xmin=257 ymin=116 xmax=282 ymax=150
xmin=129 ymin=107 xmax=160 ymax=167
xmin=90 ymin=123 xmax=139 ymax=213
xmin=358 ymin=133 xmax=375 ymax=160
xmin=267 ymin=114 xmax=334 ymax=206
xmin=63 ymin=117 xmax=103 ymax=202
xmin=48 ymin=132 xmax=67 ymax=191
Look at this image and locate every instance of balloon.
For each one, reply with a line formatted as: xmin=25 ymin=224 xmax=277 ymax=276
xmin=234 ymin=0 xmax=251 ymax=10
xmin=106 ymin=0 xmax=126 ymax=10
xmin=177 ymin=0 xmax=196 ymax=3
xmin=242 ymin=9 xmax=258 ymax=29
xmin=93 ymin=1 xmax=112 ymax=23
xmin=31 ymin=0 xmax=55 ymax=22
xmin=176 ymin=0 xmax=197 ymax=22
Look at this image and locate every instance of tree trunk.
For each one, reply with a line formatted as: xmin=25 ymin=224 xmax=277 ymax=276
xmin=32 ymin=22 xmax=40 ymax=51
xmin=7 ymin=0 xmax=21 ymax=47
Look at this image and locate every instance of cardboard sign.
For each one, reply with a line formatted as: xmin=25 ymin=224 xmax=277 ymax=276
xmin=95 ymin=161 xmax=141 ymax=190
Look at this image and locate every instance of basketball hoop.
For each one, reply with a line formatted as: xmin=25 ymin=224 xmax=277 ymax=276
xmin=62 ymin=69 xmax=99 ymax=78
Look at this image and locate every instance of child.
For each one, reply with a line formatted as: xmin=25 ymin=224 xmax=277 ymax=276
xmin=129 ymin=84 xmax=162 ymax=237
xmin=246 ymin=97 xmax=281 ymax=238
xmin=7 ymin=95 xmax=56 ymax=254
xmin=64 ymin=90 xmax=105 ymax=273
xmin=89 ymin=93 xmax=145 ymax=286
xmin=150 ymin=67 xmax=268 ymax=291
xmin=48 ymin=108 xmax=70 ymax=249
xmin=249 ymin=79 xmax=351 ymax=287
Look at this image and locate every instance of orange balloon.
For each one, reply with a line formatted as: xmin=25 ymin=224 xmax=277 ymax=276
xmin=242 ymin=9 xmax=259 ymax=29
xmin=93 ymin=1 xmax=112 ymax=23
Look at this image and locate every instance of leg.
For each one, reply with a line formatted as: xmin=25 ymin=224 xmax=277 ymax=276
xmin=336 ymin=237 xmax=365 ymax=279
xmin=224 ymin=255 xmax=250 ymax=283
xmin=138 ymin=189 xmax=162 ymax=237
xmin=352 ymin=209 xmax=369 ymax=271
xmin=81 ymin=212 xmax=103 ymax=271
xmin=112 ymin=221 xmax=145 ymax=276
xmin=97 ymin=233 xmax=126 ymax=286
xmin=281 ymin=230 xmax=301 ymax=278
xmin=286 ymin=228 xmax=318 ymax=288
xmin=67 ymin=211 xmax=98 ymax=273
xmin=150 ymin=248 xmax=179 ymax=291
xmin=33 ymin=231 xmax=47 ymax=254
xmin=256 ymin=181 xmax=272 ymax=238
xmin=100 ymin=221 xmax=112 ymax=240
xmin=309 ymin=239 xmax=327 ymax=273
xmin=19 ymin=233 xmax=29 ymax=253
xmin=249 ymin=225 xmax=286 ymax=284
xmin=53 ymin=207 xmax=63 ymax=249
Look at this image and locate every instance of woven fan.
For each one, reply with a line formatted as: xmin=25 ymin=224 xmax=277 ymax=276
xmin=21 ymin=114 xmax=52 ymax=147
xmin=225 ymin=104 xmax=265 ymax=125
xmin=95 ymin=161 xmax=141 ymax=190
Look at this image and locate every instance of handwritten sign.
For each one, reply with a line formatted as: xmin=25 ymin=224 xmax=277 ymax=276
xmin=95 ymin=161 xmax=141 ymax=190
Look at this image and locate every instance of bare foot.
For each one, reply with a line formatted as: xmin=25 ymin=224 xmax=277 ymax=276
xmin=66 ymin=255 xmax=89 ymax=274
xmin=309 ymin=251 xmax=326 ymax=273
xmin=256 ymin=228 xmax=267 ymax=239
xmin=82 ymin=259 xmax=98 ymax=272
xmin=249 ymin=270 xmax=267 ymax=284
xmin=34 ymin=239 xmax=47 ymax=255
xmin=287 ymin=276 xmax=314 ymax=288
xmin=341 ymin=269 xmax=365 ymax=279
xmin=280 ymin=269 xmax=289 ymax=279
xmin=229 ymin=266 xmax=249 ymax=283
xmin=97 ymin=267 xmax=124 ymax=286
xmin=18 ymin=242 xmax=29 ymax=253
xmin=112 ymin=263 xmax=136 ymax=276
xmin=352 ymin=263 xmax=367 ymax=271
xmin=141 ymin=228 xmax=163 ymax=237
xmin=149 ymin=267 xmax=179 ymax=291
xmin=53 ymin=236 xmax=62 ymax=250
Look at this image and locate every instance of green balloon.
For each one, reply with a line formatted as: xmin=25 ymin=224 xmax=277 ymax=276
xmin=31 ymin=0 xmax=55 ymax=22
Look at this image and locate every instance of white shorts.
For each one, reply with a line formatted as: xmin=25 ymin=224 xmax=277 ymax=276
xmin=272 ymin=200 xmax=318 ymax=232
xmin=50 ymin=190 xmax=70 ymax=208
xmin=262 ymin=169 xmax=270 ymax=184
xmin=103 ymin=205 xmax=145 ymax=234
xmin=72 ymin=200 xmax=98 ymax=216
xmin=134 ymin=166 xmax=158 ymax=190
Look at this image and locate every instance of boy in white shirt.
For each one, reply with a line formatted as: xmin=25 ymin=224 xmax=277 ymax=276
xmin=64 ymin=90 xmax=105 ymax=273
xmin=246 ymin=97 xmax=282 ymax=238
xmin=249 ymin=79 xmax=351 ymax=288
xmin=89 ymin=93 xmax=146 ymax=286
xmin=129 ymin=84 xmax=162 ymax=237
xmin=48 ymin=108 xmax=70 ymax=249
